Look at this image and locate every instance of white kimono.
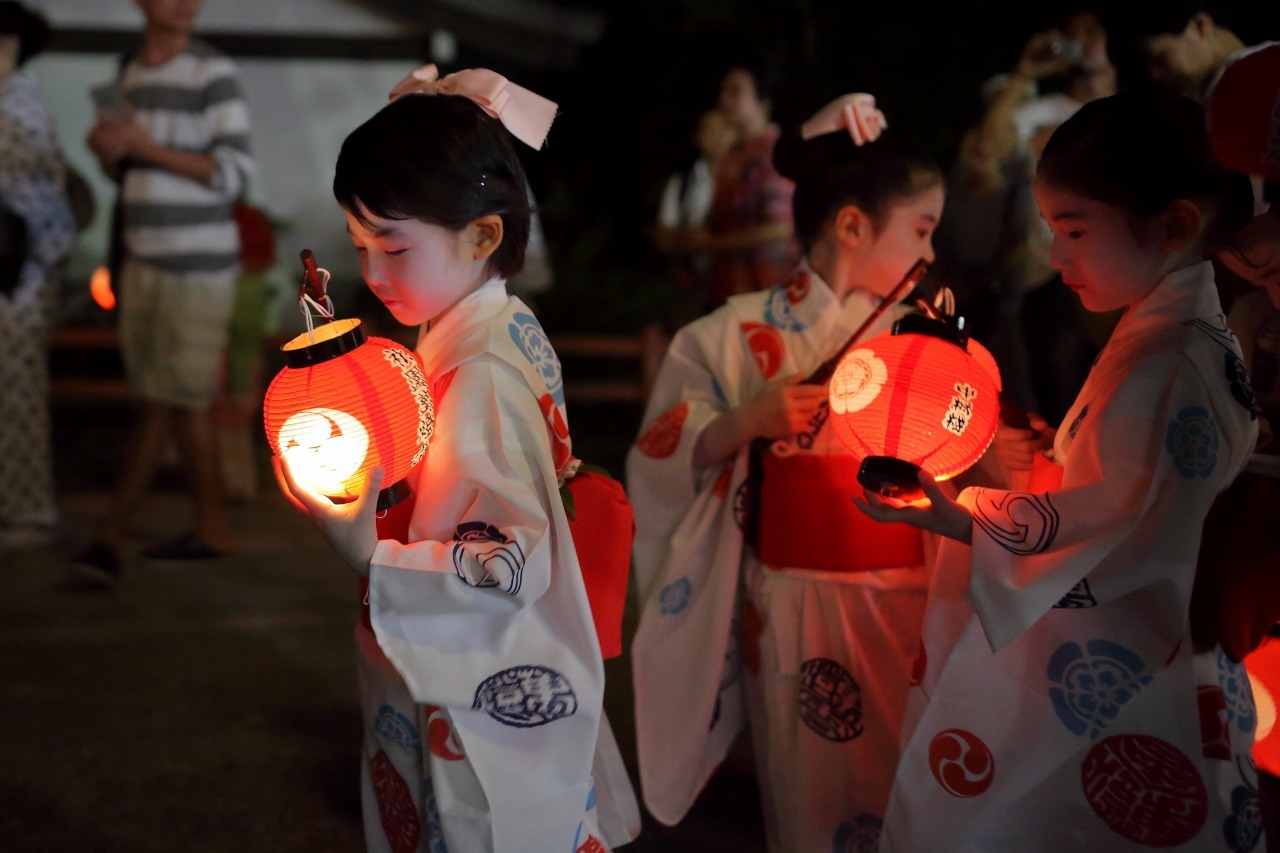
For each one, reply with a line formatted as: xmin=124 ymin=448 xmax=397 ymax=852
xmin=629 ymin=265 xmax=930 ymax=851
xmin=882 ymin=262 xmax=1264 ymax=852
xmin=359 ymin=278 xmax=639 ymax=853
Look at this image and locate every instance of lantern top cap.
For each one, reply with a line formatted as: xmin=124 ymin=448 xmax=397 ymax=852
xmin=892 ymin=312 xmax=969 ymax=350
xmin=282 ymin=317 xmax=367 ymax=368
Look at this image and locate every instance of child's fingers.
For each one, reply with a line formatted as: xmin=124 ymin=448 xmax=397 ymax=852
xmin=1028 ymin=413 xmax=1053 ymax=432
xmin=276 ymin=455 xmax=327 ymax=516
xmin=272 ymin=456 xmax=310 ymax=515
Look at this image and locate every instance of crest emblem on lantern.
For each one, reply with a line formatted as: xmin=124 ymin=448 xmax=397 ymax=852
xmin=830 ymin=349 xmax=887 ymax=415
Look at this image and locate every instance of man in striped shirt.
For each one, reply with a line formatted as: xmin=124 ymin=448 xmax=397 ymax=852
xmin=80 ymin=0 xmax=253 ymax=577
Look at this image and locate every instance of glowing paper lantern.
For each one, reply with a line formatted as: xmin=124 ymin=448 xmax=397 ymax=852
xmin=829 ymin=314 xmax=1000 ymax=497
xmin=90 ymin=265 xmax=115 ymax=311
xmin=263 ymin=317 xmax=434 ymax=509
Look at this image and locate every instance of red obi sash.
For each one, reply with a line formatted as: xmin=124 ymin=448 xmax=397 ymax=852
xmin=758 ymin=451 xmax=924 ymax=572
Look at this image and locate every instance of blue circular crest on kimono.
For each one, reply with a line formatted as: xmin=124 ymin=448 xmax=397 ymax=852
xmin=659 ymin=577 xmax=692 ymax=615
xmin=509 ymin=312 xmax=565 ymax=405
xmin=1226 ymin=352 xmax=1259 ymax=420
xmin=1217 ymin=649 xmax=1257 ymax=734
xmin=833 ymin=813 xmax=883 ymax=853
xmin=472 ymin=664 xmax=578 ymax=728
xmin=373 ymin=704 xmax=421 ymax=751
xmin=798 ymin=657 xmax=864 ymax=742
xmin=1165 ymin=406 xmax=1218 ymax=478
xmin=1047 ymin=639 xmax=1153 ymax=738
xmin=763 ymin=286 xmax=808 ymax=332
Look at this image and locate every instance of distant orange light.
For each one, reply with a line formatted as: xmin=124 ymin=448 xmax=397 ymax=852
xmin=90 ymin=266 xmax=115 ymax=311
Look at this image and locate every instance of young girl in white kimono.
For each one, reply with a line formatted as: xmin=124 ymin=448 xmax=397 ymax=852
xmin=629 ymin=94 xmax=945 ymax=851
xmin=859 ymin=93 xmax=1263 ymax=851
xmin=276 ymin=66 xmax=638 ymax=853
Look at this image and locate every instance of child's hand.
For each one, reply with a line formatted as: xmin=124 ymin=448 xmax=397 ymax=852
xmin=745 ymin=381 xmax=829 ymax=440
xmin=994 ymin=414 xmax=1056 ymax=472
xmin=275 ymin=457 xmax=381 ymax=577
xmin=854 ymin=470 xmax=973 ymax=543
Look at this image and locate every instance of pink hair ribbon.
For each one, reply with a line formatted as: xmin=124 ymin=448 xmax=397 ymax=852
xmin=800 ymin=93 xmax=887 ymax=146
xmin=388 ymin=63 xmax=558 ymax=150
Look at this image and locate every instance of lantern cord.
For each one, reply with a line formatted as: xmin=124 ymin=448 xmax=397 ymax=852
xmin=298 ymin=266 xmax=336 ymax=343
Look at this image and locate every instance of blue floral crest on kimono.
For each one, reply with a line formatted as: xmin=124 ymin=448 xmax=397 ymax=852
xmin=373 ymin=704 xmax=421 ymax=750
xmin=833 ymin=813 xmax=883 ymax=853
xmin=1047 ymin=639 xmax=1153 ymax=738
xmin=1165 ymin=406 xmax=1218 ymax=478
xmin=659 ymin=577 xmax=692 ymax=615
xmin=509 ymin=311 xmax=564 ymax=405
xmin=763 ymin=285 xmax=809 ymax=332
xmin=1217 ymin=649 xmax=1257 ymax=734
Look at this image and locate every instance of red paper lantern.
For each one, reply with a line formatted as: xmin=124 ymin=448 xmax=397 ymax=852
xmin=263 ymin=317 xmax=434 ymax=509
xmin=829 ymin=314 xmax=999 ymax=497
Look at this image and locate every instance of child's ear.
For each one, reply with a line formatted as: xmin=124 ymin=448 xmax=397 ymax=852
xmin=1160 ymin=200 xmax=1203 ymax=253
xmin=833 ymin=204 xmax=871 ymax=250
xmin=468 ymin=215 xmax=504 ymax=262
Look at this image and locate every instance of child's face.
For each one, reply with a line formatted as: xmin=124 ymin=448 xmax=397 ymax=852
xmin=852 ymin=184 xmax=944 ymax=297
xmin=134 ymin=0 xmax=201 ymax=34
xmin=1034 ymin=177 xmax=1167 ymax=313
xmin=345 ymin=206 xmax=483 ymax=327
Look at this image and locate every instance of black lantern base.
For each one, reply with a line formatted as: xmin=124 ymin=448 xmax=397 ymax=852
xmin=857 ymin=456 xmax=925 ymax=502
xmin=377 ymin=478 xmax=413 ymax=512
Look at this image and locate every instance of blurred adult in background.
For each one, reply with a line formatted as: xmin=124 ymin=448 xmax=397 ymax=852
xmin=1129 ymin=1 xmax=1258 ymax=100
xmin=955 ymin=7 xmax=1118 ymax=424
xmin=0 ymin=1 xmax=76 ymax=552
xmin=690 ymin=59 xmax=798 ymax=309
xmin=78 ymin=0 xmax=253 ymax=580
xmin=654 ymin=107 xmax=739 ymax=328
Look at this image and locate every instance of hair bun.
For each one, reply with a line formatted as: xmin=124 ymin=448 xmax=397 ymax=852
xmin=774 ymin=126 xmax=868 ymax=183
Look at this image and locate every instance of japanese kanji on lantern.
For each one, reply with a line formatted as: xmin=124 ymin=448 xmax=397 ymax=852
xmin=263 ymin=250 xmax=434 ymax=510
xmin=829 ymin=310 xmax=1000 ymax=499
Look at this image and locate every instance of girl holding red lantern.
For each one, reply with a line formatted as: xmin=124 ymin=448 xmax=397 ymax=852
xmin=276 ymin=67 xmax=638 ymax=852
xmin=858 ymin=93 xmax=1263 ymax=851
xmin=628 ymin=93 xmax=946 ymax=850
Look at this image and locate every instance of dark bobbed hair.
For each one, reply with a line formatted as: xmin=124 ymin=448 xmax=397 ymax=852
xmin=1106 ymin=0 xmax=1237 ymax=40
xmin=0 ymin=1 xmax=49 ymax=67
xmin=773 ymin=125 xmax=943 ymax=253
xmin=1038 ymin=92 xmax=1254 ymax=251
xmin=333 ymin=94 xmax=533 ymax=280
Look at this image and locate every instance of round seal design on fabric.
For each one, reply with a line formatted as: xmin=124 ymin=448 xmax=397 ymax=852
xmin=537 ymin=393 xmax=571 ymax=473
xmin=636 ymin=401 xmax=689 ymax=459
xmin=832 ymin=812 xmax=883 ymax=853
xmin=373 ymin=704 xmax=420 ymax=751
xmin=369 ymin=749 xmax=422 ymax=853
xmin=798 ymin=657 xmax=864 ymax=742
xmin=764 ymin=284 xmax=808 ymax=332
xmin=423 ymin=704 xmax=465 ymax=761
xmin=1165 ymin=405 xmax=1218 ymax=478
xmin=783 ymin=269 xmax=811 ymax=305
xmin=1218 ymin=648 xmax=1257 ymax=734
xmin=659 ymin=576 xmax=692 ymax=615
xmin=928 ymin=729 xmax=995 ymax=798
xmin=1226 ymin=352 xmax=1259 ymax=419
xmin=829 ymin=348 xmax=887 ymax=415
xmin=1047 ymin=639 xmax=1153 ymax=738
xmin=1081 ymin=734 xmax=1208 ymax=846
xmin=508 ymin=311 xmax=565 ymax=405
xmin=740 ymin=322 xmax=786 ymax=380
xmin=472 ymin=664 xmax=578 ymax=728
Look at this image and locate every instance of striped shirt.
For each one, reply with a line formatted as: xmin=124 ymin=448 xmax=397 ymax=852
xmin=120 ymin=40 xmax=254 ymax=274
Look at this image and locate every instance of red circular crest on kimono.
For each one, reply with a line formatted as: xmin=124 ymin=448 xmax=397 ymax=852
xmin=928 ymin=729 xmax=995 ymax=797
xmin=538 ymin=393 xmax=572 ymax=473
xmin=740 ymin=322 xmax=786 ymax=380
xmin=424 ymin=704 xmax=466 ymax=762
xmin=784 ymin=270 xmax=810 ymax=305
xmin=1081 ymin=734 xmax=1208 ymax=846
xmin=636 ymin=401 xmax=689 ymax=459
xmin=369 ymin=748 xmax=422 ymax=853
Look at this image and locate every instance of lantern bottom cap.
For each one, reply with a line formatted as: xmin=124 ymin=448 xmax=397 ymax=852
xmin=857 ymin=456 xmax=925 ymax=502
xmin=377 ymin=479 xmax=413 ymax=512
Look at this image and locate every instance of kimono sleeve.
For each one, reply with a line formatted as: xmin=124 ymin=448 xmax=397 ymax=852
xmin=964 ymin=353 xmax=1243 ymax=651
xmin=367 ymin=356 xmax=564 ymax=664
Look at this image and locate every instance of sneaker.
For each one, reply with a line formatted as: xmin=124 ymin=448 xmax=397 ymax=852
xmin=70 ymin=540 xmax=122 ymax=586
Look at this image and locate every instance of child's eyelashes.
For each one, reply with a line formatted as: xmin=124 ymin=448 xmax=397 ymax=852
xmin=385 ymin=248 xmax=409 ymax=257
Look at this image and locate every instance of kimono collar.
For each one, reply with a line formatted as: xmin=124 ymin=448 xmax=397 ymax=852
xmin=416 ymin=276 xmax=509 ymax=374
xmin=1108 ymin=261 xmax=1222 ymax=347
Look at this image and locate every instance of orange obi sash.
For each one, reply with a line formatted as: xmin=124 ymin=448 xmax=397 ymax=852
xmin=758 ymin=451 xmax=924 ymax=572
